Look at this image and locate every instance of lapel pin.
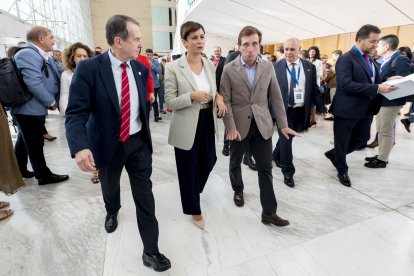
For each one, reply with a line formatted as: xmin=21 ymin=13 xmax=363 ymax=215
xmin=138 ymin=72 xmax=141 ymax=75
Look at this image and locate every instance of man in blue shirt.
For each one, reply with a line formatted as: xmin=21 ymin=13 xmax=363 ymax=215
xmin=146 ymin=48 xmax=163 ymax=122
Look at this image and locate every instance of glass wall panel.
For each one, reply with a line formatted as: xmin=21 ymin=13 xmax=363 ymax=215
xmin=0 ymin=0 xmax=94 ymax=49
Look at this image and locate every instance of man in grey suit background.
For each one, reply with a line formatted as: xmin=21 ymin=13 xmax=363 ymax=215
xmin=12 ymin=26 xmax=69 ymax=185
xmin=220 ymin=26 xmax=298 ymax=227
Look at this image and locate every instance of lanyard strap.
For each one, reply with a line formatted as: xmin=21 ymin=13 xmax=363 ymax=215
xmin=286 ymin=63 xmax=301 ymax=85
xmin=353 ymin=46 xmax=374 ymax=77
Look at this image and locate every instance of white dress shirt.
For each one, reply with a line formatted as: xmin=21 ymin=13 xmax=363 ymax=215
xmin=108 ymin=49 xmax=141 ymax=135
xmin=286 ymin=58 xmax=306 ymax=108
xmin=59 ymin=69 xmax=74 ymax=116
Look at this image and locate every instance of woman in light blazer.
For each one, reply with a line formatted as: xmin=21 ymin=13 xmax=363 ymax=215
xmin=164 ymin=21 xmax=227 ymax=229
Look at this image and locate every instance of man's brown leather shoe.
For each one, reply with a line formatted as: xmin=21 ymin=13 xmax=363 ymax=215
xmin=261 ymin=213 xmax=290 ymax=227
xmin=367 ymin=140 xmax=378 ymax=148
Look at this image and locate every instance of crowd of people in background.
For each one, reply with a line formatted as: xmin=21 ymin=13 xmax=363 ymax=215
xmin=1 ymin=16 xmax=413 ymax=273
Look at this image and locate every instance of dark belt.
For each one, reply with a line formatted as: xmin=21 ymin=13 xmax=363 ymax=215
xmin=200 ymin=102 xmax=212 ymax=109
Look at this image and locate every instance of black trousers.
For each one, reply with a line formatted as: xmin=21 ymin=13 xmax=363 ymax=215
xmin=223 ymin=130 xmax=253 ymax=160
xmin=326 ymin=115 xmax=372 ymax=174
xmin=273 ymin=106 xmax=305 ymax=177
xmin=152 ymin=87 xmax=161 ymax=118
xmin=174 ymin=109 xmax=217 ymax=215
xmin=229 ymin=119 xmax=277 ymax=214
xmin=14 ymin=114 xmax=52 ymax=178
xmin=99 ymin=131 xmax=159 ymax=254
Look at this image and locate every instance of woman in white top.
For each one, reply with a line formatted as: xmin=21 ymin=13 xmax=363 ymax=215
xmin=164 ymin=21 xmax=227 ymax=229
xmin=59 ymin=42 xmax=93 ymax=116
xmin=60 ymin=42 xmax=95 ymax=183
xmin=308 ymin=46 xmax=323 ymax=127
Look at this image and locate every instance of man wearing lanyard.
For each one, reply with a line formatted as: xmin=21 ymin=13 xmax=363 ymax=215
xmin=325 ymin=24 xmax=396 ymax=187
xmin=364 ymin=34 xmax=412 ymax=168
xmin=272 ymin=38 xmax=326 ymax=188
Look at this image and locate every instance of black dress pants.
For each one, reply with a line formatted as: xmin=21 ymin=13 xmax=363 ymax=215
xmin=273 ymin=106 xmax=305 ymax=177
xmin=99 ymin=131 xmax=159 ymax=254
xmin=223 ymin=129 xmax=253 ymax=160
xmin=174 ymin=108 xmax=217 ymax=215
xmin=152 ymin=87 xmax=161 ymax=118
xmin=14 ymin=114 xmax=52 ymax=178
xmin=326 ymin=114 xmax=372 ymax=174
xmin=229 ymin=119 xmax=277 ymax=214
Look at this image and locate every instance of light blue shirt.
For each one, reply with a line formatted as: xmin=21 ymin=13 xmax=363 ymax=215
xmin=241 ymin=57 xmax=259 ymax=89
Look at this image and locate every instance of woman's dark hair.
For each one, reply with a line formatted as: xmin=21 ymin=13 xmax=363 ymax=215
xmin=63 ymin=42 xmax=93 ymax=72
xmin=308 ymin=46 xmax=321 ymax=60
xmin=398 ymin=46 xmax=413 ymax=62
xmin=270 ymin=55 xmax=277 ymax=63
xmin=180 ymin=21 xmax=205 ymax=40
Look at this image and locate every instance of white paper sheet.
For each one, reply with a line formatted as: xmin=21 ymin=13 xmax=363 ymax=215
xmin=381 ymin=73 xmax=414 ymax=100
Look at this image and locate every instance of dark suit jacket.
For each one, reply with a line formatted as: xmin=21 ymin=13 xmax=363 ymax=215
xmin=225 ymin=51 xmax=240 ymax=65
xmin=210 ymin=56 xmax=226 ymax=92
xmin=65 ymin=51 xmax=152 ymax=169
xmin=379 ymin=53 xmax=412 ymax=106
xmin=274 ymin=58 xmax=326 ymax=132
xmin=330 ymin=47 xmax=381 ymax=119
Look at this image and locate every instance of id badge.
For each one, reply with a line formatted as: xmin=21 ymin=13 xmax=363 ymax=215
xmin=293 ymin=88 xmax=304 ymax=104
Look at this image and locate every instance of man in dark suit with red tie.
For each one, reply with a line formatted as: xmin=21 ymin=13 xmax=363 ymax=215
xmin=324 ymin=24 xmax=396 ymax=187
xmin=65 ymin=15 xmax=171 ymax=272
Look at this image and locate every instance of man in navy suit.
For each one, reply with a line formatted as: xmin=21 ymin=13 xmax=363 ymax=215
xmin=324 ymin=24 xmax=396 ymax=187
xmin=65 ymin=15 xmax=170 ymax=272
xmin=272 ymin=38 xmax=326 ymax=187
xmin=13 ymin=26 xmax=69 ymax=185
xmin=364 ymin=34 xmax=412 ymax=168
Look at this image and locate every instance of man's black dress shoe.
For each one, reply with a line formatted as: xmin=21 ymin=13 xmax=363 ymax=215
xmin=324 ymin=151 xmax=336 ymax=167
xmin=261 ymin=213 xmax=290 ymax=227
xmin=243 ymin=158 xmax=257 ymax=170
xmin=154 ymin=116 xmax=162 ymax=122
xmin=248 ymin=160 xmax=257 ymax=171
xmin=142 ymin=252 xmax=171 ymax=272
xmin=364 ymin=159 xmax=387 ymax=168
xmin=222 ymin=147 xmax=229 ymax=156
xmin=105 ymin=212 xmax=118 ymax=233
xmin=365 ymin=155 xmax=378 ymax=162
xmin=233 ymin=191 xmax=244 ymax=207
xmin=273 ymin=159 xmax=282 ymax=168
xmin=284 ymin=176 xmax=295 ymax=188
xmin=21 ymin=170 xmax=35 ymax=178
xmin=38 ymin=173 xmax=69 ymax=185
xmin=337 ymin=173 xmax=351 ymax=187
xmin=401 ymin=118 xmax=411 ymax=133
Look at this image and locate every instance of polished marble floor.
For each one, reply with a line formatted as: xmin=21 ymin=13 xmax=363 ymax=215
xmin=1 ymin=105 xmax=414 ymax=276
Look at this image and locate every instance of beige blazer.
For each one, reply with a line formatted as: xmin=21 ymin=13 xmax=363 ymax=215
xmin=220 ymin=56 xmax=287 ymax=140
xmin=164 ymin=55 xmax=218 ymax=150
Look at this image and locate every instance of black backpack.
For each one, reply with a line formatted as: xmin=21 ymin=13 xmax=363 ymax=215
xmin=0 ymin=48 xmax=49 ymax=107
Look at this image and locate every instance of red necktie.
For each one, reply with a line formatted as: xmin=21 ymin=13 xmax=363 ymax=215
xmin=120 ymin=63 xmax=130 ymax=143
xmin=362 ymin=54 xmax=370 ymax=68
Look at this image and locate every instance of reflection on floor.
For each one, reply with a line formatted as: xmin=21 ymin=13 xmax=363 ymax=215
xmin=1 ymin=106 xmax=414 ymax=276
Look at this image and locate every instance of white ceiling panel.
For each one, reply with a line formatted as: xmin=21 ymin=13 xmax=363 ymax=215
xmin=179 ymin=0 xmax=414 ymax=44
